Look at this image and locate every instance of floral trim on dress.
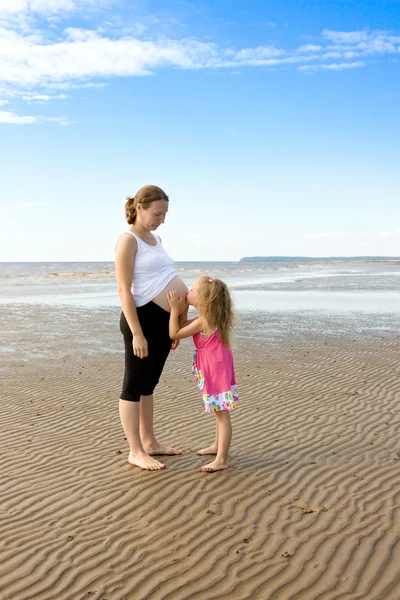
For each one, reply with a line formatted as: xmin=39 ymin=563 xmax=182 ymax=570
xmin=203 ymin=385 xmax=238 ymax=413
xmin=192 ymin=350 xmax=205 ymax=390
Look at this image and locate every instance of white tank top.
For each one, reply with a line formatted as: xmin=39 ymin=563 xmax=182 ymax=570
xmin=125 ymin=231 xmax=177 ymax=307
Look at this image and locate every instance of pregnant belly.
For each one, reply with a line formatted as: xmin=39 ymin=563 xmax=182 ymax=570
xmin=152 ymin=275 xmax=188 ymax=314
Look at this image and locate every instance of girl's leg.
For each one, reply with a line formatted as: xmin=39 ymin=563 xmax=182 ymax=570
xmin=200 ymin=411 xmax=231 ymax=472
xmin=119 ymin=399 xmax=165 ymax=470
xmin=196 ymin=421 xmax=218 ymax=455
xmin=139 ymin=394 xmax=182 ymax=456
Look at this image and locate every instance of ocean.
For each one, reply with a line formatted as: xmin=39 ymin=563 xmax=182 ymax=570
xmin=1 ymin=258 xmax=399 ymax=314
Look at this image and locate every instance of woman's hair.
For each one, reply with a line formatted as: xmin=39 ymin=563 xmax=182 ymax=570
xmin=196 ymin=276 xmax=235 ymax=347
xmin=125 ymin=185 xmax=169 ymax=224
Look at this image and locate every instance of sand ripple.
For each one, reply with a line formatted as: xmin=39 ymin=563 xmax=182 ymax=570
xmin=0 ymin=306 xmax=399 ymax=599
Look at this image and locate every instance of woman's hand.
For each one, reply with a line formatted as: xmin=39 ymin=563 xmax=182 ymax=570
xmin=171 ymin=339 xmax=180 ymax=350
xmin=167 ymin=289 xmax=181 ymax=310
xmin=132 ymin=332 xmax=148 ymax=359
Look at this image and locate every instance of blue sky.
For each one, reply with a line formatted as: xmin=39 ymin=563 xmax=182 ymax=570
xmin=0 ymin=0 xmax=399 ymax=261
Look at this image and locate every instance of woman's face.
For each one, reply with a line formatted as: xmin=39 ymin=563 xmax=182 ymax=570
xmin=186 ymin=279 xmax=201 ymax=307
xmin=137 ymin=200 xmax=169 ymax=230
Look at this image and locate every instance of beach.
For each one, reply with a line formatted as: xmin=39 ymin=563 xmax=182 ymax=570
xmin=1 ymin=295 xmax=400 ymax=599
xmin=3 ymin=0 xmax=399 ymax=595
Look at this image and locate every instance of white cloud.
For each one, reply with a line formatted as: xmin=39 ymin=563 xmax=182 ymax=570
xmin=299 ymin=61 xmax=366 ymax=72
xmin=323 ymin=28 xmax=400 ymax=56
xmin=0 ymin=26 xmax=397 ymax=91
xmin=296 ymin=44 xmax=322 ymax=53
xmin=0 ymin=88 xmax=67 ymax=101
xmin=21 ymin=92 xmax=67 ymax=101
xmin=0 ymin=108 xmax=69 ymax=124
xmin=0 ymin=109 xmax=38 ymax=123
xmin=1 ymin=28 xmax=394 ymax=92
xmin=0 ymin=31 xmax=225 ymax=86
xmin=0 ymin=0 xmax=112 ymax=36
xmin=234 ymin=46 xmax=284 ymax=61
xmin=0 ymin=0 xmax=104 ymax=16
xmin=322 ymin=29 xmax=372 ymax=44
xmin=47 ymin=81 xmax=106 ymax=89
xmin=0 ymin=18 xmax=399 ymax=124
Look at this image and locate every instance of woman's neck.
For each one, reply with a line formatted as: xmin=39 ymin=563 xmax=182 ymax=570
xmin=129 ymin=224 xmax=153 ymax=241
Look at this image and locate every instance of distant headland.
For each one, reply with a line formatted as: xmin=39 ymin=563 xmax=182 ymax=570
xmin=240 ymin=256 xmax=400 ymax=262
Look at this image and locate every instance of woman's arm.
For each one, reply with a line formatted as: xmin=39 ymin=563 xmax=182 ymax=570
xmin=115 ymin=234 xmax=148 ymax=359
xmin=168 ymin=290 xmax=202 ymax=340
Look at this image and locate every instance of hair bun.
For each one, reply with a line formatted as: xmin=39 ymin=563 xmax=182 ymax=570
xmin=125 ymin=196 xmax=137 ymax=224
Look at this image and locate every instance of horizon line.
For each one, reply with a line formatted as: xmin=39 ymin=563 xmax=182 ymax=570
xmin=1 ymin=255 xmax=400 ymax=264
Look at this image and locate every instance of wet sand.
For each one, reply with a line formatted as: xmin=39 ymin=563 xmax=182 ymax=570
xmin=1 ymin=305 xmax=400 ymax=600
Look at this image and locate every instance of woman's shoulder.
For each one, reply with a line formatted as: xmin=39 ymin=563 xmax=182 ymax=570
xmin=115 ymin=231 xmax=138 ymax=255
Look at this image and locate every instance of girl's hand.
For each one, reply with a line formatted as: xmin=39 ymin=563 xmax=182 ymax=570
xmin=167 ymin=289 xmax=181 ymax=310
xmin=132 ymin=332 xmax=148 ymax=359
xmin=171 ymin=339 xmax=180 ymax=350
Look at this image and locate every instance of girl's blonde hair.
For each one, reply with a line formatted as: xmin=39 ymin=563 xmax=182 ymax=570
xmin=196 ymin=276 xmax=235 ymax=347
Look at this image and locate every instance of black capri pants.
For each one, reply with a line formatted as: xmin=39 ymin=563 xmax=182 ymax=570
xmin=120 ymin=302 xmax=172 ymax=402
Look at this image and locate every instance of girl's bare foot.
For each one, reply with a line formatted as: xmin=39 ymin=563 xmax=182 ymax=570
xmin=128 ymin=451 xmax=166 ymax=470
xmin=200 ymin=459 xmax=228 ymax=472
xmin=196 ymin=445 xmax=218 ymax=455
xmin=144 ymin=444 xmax=182 ymax=456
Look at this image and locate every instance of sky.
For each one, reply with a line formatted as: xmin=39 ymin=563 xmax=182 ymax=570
xmin=0 ymin=0 xmax=399 ymax=261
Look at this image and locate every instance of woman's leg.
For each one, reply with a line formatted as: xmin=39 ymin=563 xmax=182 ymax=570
xmin=119 ymin=310 xmax=165 ymax=469
xmin=119 ymin=305 xmax=181 ymax=463
xmin=119 ymin=399 xmax=165 ymax=470
xmin=200 ymin=411 xmax=231 ymax=472
xmin=139 ymin=394 xmax=182 ymax=455
xmin=138 ymin=303 xmax=182 ymax=455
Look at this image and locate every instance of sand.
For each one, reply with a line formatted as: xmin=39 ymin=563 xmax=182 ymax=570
xmin=0 ymin=305 xmax=399 ymax=600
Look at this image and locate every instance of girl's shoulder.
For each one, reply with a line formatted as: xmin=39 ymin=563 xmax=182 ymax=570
xmin=194 ymin=329 xmax=221 ymax=346
xmin=197 ymin=326 xmax=218 ymax=336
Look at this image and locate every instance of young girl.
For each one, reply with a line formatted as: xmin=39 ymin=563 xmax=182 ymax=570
xmin=167 ymin=276 xmax=238 ymax=472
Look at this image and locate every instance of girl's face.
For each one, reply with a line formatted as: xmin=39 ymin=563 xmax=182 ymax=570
xmin=137 ymin=200 xmax=168 ymax=231
xmin=186 ymin=279 xmax=201 ymax=307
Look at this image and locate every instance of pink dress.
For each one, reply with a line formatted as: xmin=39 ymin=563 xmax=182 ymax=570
xmin=192 ymin=330 xmax=238 ymax=413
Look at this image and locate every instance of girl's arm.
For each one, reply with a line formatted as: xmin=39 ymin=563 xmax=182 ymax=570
xmin=168 ymin=290 xmax=202 ymax=340
xmin=170 ymin=305 xmax=190 ymax=350
xmin=115 ymin=234 xmax=148 ymax=359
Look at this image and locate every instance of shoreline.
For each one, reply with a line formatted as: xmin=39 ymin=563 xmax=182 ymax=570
xmin=1 ymin=290 xmax=400 ymax=314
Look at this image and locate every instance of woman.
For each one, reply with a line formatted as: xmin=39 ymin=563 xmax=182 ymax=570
xmin=115 ymin=185 xmax=188 ymax=470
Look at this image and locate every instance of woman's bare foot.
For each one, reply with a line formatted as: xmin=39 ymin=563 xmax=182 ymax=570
xmin=144 ymin=444 xmax=182 ymax=456
xmin=196 ymin=445 xmax=218 ymax=456
xmin=128 ymin=451 xmax=166 ymax=470
xmin=200 ymin=459 xmax=228 ymax=472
